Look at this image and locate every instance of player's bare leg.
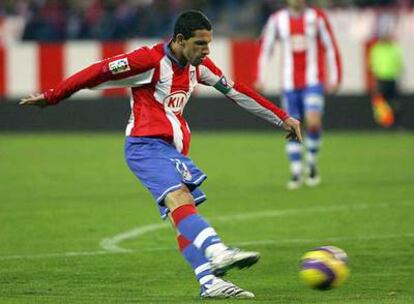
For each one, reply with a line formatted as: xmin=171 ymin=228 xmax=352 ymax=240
xmin=304 ymin=111 xmax=322 ymax=187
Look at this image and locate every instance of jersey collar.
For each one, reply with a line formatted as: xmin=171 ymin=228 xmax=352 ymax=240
xmin=164 ymin=41 xmax=188 ymax=69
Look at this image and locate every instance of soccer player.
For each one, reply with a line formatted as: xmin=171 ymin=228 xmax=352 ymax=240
xmin=20 ymin=10 xmax=302 ymax=299
xmin=255 ymin=0 xmax=342 ymax=189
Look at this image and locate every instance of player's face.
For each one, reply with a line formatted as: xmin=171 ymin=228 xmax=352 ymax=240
xmin=182 ymin=29 xmax=212 ymax=66
xmin=287 ymin=0 xmax=306 ymax=10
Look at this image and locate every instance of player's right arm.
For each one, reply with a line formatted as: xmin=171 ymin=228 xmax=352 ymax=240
xmin=254 ymin=12 xmax=278 ymax=91
xmin=198 ymin=57 xmax=302 ymax=142
xmin=19 ymin=47 xmax=157 ymax=107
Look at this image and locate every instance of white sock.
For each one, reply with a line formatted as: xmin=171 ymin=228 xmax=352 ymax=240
xmin=290 ymin=161 xmax=303 ymax=177
xmin=306 ymin=152 xmax=317 ymax=168
xmin=205 ymin=243 xmax=228 ymax=259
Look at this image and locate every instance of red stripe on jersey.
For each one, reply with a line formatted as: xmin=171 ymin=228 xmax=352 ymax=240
xmin=316 ymin=9 xmax=342 ymax=85
xmin=0 ymin=45 xmax=6 ymax=97
xmin=317 ymin=38 xmax=326 ymax=85
xmin=289 ymin=16 xmax=306 ymax=89
xmin=101 ymin=42 xmax=127 ymax=96
xmin=231 ymin=39 xmax=260 ymax=87
xmin=130 ymin=63 xmax=158 ymax=136
xmin=38 ymin=43 xmax=64 ymax=92
xmin=171 ymin=64 xmax=191 ymax=155
xmin=364 ymin=38 xmax=377 ymax=92
xmin=129 ymin=63 xmax=173 ymax=140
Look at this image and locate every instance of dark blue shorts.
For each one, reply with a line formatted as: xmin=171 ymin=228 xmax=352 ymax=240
xmin=125 ymin=136 xmax=207 ymax=219
xmin=282 ymin=85 xmax=325 ymax=120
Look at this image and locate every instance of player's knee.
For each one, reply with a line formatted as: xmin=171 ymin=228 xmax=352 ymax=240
xmin=307 ymin=123 xmax=322 ymax=134
xmin=305 ymin=114 xmax=322 ymax=132
xmin=164 ymin=185 xmax=195 ymax=212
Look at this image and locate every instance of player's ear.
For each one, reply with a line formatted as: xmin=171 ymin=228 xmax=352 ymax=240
xmin=176 ymin=34 xmax=186 ymax=46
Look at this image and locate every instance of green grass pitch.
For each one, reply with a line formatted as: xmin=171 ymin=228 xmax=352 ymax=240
xmin=0 ymin=131 xmax=413 ymax=303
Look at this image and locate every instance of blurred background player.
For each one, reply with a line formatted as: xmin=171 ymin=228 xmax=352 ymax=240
xmin=254 ymin=0 xmax=342 ymax=189
xmin=19 ymin=10 xmax=302 ymax=299
xmin=369 ymin=14 xmax=404 ymax=128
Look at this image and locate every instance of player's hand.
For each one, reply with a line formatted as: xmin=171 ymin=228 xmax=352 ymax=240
xmin=282 ymin=117 xmax=303 ymax=143
xmin=19 ymin=93 xmax=48 ymax=108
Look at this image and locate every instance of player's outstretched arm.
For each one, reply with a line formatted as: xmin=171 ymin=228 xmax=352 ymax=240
xmin=199 ymin=56 xmax=302 ymax=142
xmin=19 ymin=47 xmax=157 ymax=107
xmin=19 ymin=93 xmax=48 ymax=108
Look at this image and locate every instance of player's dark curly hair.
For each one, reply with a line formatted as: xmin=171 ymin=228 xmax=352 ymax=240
xmin=173 ymin=10 xmax=212 ymax=41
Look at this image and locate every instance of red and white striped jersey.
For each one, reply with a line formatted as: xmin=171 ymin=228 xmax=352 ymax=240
xmin=44 ymin=42 xmax=288 ymax=155
xmin=257 ymin=7 xmax=342 ymax=91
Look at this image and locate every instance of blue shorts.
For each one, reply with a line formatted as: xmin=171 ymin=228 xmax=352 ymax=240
xmin=282 ymin=85 xmax=325 ymax=120
xmin=125 ymin=136 xmax=207 ymax=220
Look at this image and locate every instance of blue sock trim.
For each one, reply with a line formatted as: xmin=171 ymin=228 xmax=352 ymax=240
xmin=182 ymin=244 xmax=210 ymax=270
xmin=196 ymin=269 xmax=212 ymax=281
xmin=200 ymin=235 xmax=222 ymax=253
xmin=288 ymin=152 xmax=302 ymax=162
xmin=306 ymin=130 xmax=321 ymax=140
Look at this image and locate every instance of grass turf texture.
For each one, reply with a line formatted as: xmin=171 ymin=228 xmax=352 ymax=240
xmin=0 ymin=132 xmax=413 ymax=303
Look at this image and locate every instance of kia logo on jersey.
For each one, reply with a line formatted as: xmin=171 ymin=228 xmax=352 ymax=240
xmin=163 ymin=90 xmax=188 ymax=114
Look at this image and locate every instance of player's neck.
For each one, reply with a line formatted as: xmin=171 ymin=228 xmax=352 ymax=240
xmin=289 ymin=6 xmax=306 ymax=16
xmin=169 ymin=41 xmax=188 ymax=66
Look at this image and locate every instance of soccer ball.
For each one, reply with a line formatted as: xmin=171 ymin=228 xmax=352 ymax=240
xmin=299 ymin=246 xmax=349 ymax=290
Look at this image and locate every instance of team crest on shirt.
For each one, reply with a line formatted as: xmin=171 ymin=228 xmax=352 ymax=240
xmin=163 ymin=90 xmax=188 ymax=114
xmin=108 ymin=58 xmax=131 ymax=74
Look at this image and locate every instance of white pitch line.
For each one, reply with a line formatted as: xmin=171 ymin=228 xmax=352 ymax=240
xmin=1 ymin=201 xmax=413 ymax=261
xmin=99 ymin=202 xmax=391 ymax=252
xmin=100 ymin=222 xmax=170 ymax=253
xmin=1 ymin=233 xmax=414 ymax=261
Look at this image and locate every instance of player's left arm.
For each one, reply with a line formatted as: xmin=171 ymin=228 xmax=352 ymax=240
xmin=198 ymin=58 xmax=302 ymax=142
xmin=317 ymin=9 xmax=342 ymax=94
xmin=20 ymin=47 xmax=156 ymax=107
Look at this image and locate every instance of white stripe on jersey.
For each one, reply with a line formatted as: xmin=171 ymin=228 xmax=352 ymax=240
xmin=154 ymin=56 xmax=173 ymax=103
xmin=305 ymin=9 xmax=318 ymax=86
xmin=165 ymin=109 xmax=184 ymax=152
xmin=257 ymin=14 xmax=278 ymax=84
xmin=318 ymin=17 xmax=338 ymax=86
xmin=198 ymin=64 xmax=221 ymax=86
xmin=125 ymin=96 xmax=135 ymax=136
xmin=93 ymin=68 xmax=155 ymax=89
xmin=188 ymin=65 xmax=198 ymax=95
xmin=154 ymin=56 xmax=185 ymax=153
xmin=227 ymin=87 xmax=283 ymax=127
xmin=278 ymin=10 xmax=294 ymax=91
